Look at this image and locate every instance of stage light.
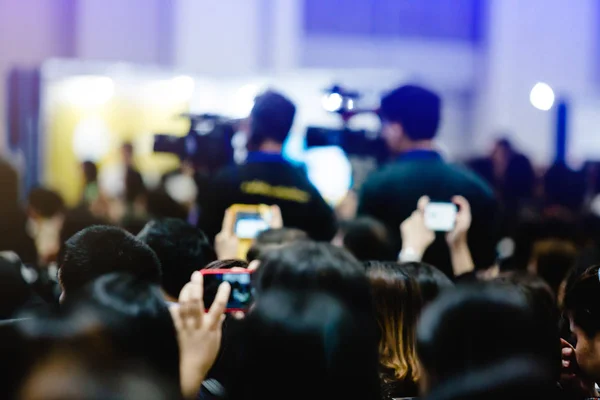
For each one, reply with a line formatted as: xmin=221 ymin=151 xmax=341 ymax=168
xmin=72 ymin=117 xmax=111 ymax=161
xmin=530 ymin=82 xmax=555 ymax=111
xmin=62 ymin=75 xmax=114 ymax=107
xmin=321 ymin=93 xmax=343 ymax=112
xmin=230 ymin=83 xmax=262 ymax=118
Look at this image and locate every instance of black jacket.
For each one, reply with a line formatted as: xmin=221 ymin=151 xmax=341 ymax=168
xmin=198 ymin=152 xmax=336 ymax=242
xmin=358 ymin=150 xmax=498 ymax=277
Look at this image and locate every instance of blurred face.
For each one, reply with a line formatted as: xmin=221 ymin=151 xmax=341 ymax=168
xmin=381 ymin=121 xmax=404 ymax=153
xmin=570 ymin=319 xmax=600 ymax=380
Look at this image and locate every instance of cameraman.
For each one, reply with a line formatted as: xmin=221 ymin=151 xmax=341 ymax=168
xmin=198 ymin=91 xmax=336 ymax=243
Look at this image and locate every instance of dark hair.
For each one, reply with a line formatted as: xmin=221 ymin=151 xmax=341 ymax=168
xmin=146 ymin=189 xmax=188 ymax=221
xmin=249 ymin=90 xmax=296 ymax=148
xmin=82 ymin=161 xmax=98 ymax=184
xmin=27 ymin=188 xmax=65 ymax=218
xmin=228 ymin=290 xmax=381 ymax=400
xmin=425 ymin=357 xmax=558 ymax=400
xmin=339 ymin=218 xmax=395 ymax=262
xmin=246 ymin=228 xmax=308 ymax=261
xmin=23 ymin=273 xmax=179 ymax=389
xmin=400 ymin=262 xmax=454 ymax=304
xmin=564 ymin=265 xmax=600 ymax=337
xmin=366 ymin=262 xmax=422 ymax=398
xmin=494 ymin=271 xmax=558 ymax=324
xmin=417 ymin=284 xmax=560 ymax=388
xmin=58 ymin=226 xmax=161 ymax=297
xmin=531 ymin=239 xmax=577 ymax=295
xmin=255 ymin=241 xmax=371 ymax=313
xmin=0 ymin=254 xmax=35 ymax=319
xmin=379 ymin=85 xmax=441 ymax=141
xmin=137 ymin=219 xmax=216 ymax=299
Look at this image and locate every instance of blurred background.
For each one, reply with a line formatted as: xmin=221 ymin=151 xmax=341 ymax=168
xmin=0 ymin=0 xmax=598 ymax=206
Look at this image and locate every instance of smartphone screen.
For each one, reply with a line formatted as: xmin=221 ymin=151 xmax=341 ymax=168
xmin=424 ymin=202 xmax=457 ymax=232
xmin=234 ymin=212 xmax=269 ymax=239
xmin=202 ymin=270 xmax=253 ymax=311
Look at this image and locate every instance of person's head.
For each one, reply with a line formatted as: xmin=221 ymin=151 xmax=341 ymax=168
xmin=81 ymin=161 xmax=98 ymax=184
xmin=528 ymin=239 xmax=577 ymax=296
xmin=494 ymin=271 xmax=558 ymax=323
xmin=491 ymin=138 xmax=513 ymax=165
xmin=246 ymin=228 xmax=308 ymax=262
xmin=255 ymin=241 xmax=371 ymax=312
xmin=425 ymin=357 xmax=558 ymax=400
xmin=563 ymin=265 xmax=600 ymax=380
xmin=379 ymin=85 xmax=441 ymax=153
xmin=27 ymin=188 xmax=65 ymax=219
xmin=248 ymin=90 xmax=296 ymax=151
xmin=23 ymin=272 xmax=179 ymax=390
xmin=58 ymin=226 xmax=161 ymax=301
xmin=334 ymin=217 xmax=395 ymax=262
xmin=137 ymin=219 xmax=216 ymax=300
xmin=121 ymin=142 xmax=134 ymax=166
xmin=417 ymin=284 xmax=560 ymax=393
xmin=400 ymin=262 xmax=454 ymax=305
xmin=228 ymin=290 xmax=381 ymax=400
xmin=366 ymin=262 xmax=423 ymax=387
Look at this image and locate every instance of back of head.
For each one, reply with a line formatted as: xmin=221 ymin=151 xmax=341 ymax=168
xmin=255 ymin=241 xmax=370 ymax=312
xmin=417 ymin=284 xmax=559 ymax=388
xmin=531 ymin=239 xmax=577 ymax=295
xmin=426 ymin=357 xmax=558 ymax=400
xmin=494 ymin=271 xmax=558 ymax=323
xmin=229 ymin=290 xmax=381 ymax=400
xmin=249 ymin=90 xmax=296 ymax=148
xmin=59 ymin=226 xmax=161 ymax=298
xmin=398 ymin=262 xmax=453 ymax=304
xmin=137 ymin=219 xmax=216 ymax=299
xmin=22 ymin=273 xmax=179 ymax=388
xmin=27 ymin=188 xmax=65 ymax=218
xmin=366 ymin=262 xmax=422 ymax=388
xmin=246 ymin=227 xmax=308 ymax=261
xmin=339 ymin=217 xmax=395 ymax=262
xmin=564 ymin=265 xmax=600 ymax=338
xmin=379 ymin=85 xmax=441 ymax=141
xmin=0 ymin=254 xmax=34 ymax=319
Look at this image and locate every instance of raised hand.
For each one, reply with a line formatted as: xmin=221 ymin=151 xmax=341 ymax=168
xmin=170 ymin=271 xmax=231 ymax=399
xmin=400 ymin=196 xmax=435 ymax=260
xmin=446 ymin=195 xmax=472 ymax=248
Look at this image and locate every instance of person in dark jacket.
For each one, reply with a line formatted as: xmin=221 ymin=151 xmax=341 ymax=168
xmin=358 ymin=85 xmax=498 ymax=276
xmin=198 ymin=90 xmax=336 ymax=242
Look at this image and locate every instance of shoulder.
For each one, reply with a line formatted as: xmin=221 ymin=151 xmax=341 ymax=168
xmin=445 ymin=163 xmax=495 ymax=198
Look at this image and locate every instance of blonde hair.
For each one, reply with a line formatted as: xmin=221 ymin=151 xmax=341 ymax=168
xmin=367 ymin=262 xmax=423 ymax=384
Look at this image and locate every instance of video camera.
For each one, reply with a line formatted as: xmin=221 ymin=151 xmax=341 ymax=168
xmin=307 ymin=85 xmax=390 ymax=165
xmin=153 ymin=113 xmax=235 ymax=173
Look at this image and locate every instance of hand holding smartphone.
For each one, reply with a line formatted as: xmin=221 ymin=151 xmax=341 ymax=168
xmin=201 ymin=269 xmax=254 ymax=312
xmin=424 ymin=202 xmax=458 ymax=232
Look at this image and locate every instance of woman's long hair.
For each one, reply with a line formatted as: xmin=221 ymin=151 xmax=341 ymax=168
xmin=367 ymin=262 xmax=423 ymax=384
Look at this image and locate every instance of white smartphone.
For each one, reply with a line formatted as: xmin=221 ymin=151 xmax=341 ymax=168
xmin=424 ymin=202 xmax=458 ymax=232
xmin=234 ymin=211 xmax=270 ymax=239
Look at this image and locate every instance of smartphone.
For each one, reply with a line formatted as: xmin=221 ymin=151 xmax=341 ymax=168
xmin=201 ymin=269 xmax=254 ymax=312
xmin=230 ymin=204 xmax=272 ymax=240
xmin=424 ymin=202 xmax=457 ymax=232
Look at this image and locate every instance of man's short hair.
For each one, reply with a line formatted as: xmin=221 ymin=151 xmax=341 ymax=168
xmin=379 ymin=85 xmax=442 ymax=141
xmin=137 ymin=219 xmax=216 ymax=299
xmin=59 ymin=226 xmax=161 ymax=296
xmin=249 ymin=90 xmax=296 ymax=146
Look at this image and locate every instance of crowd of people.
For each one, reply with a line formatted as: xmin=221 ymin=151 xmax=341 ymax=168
xmin=0 ymin=83 xmax=600 ymax=399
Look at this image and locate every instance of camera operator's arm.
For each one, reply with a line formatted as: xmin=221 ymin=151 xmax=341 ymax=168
xmin=446 ymin=196 xmax=475 ymax=277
